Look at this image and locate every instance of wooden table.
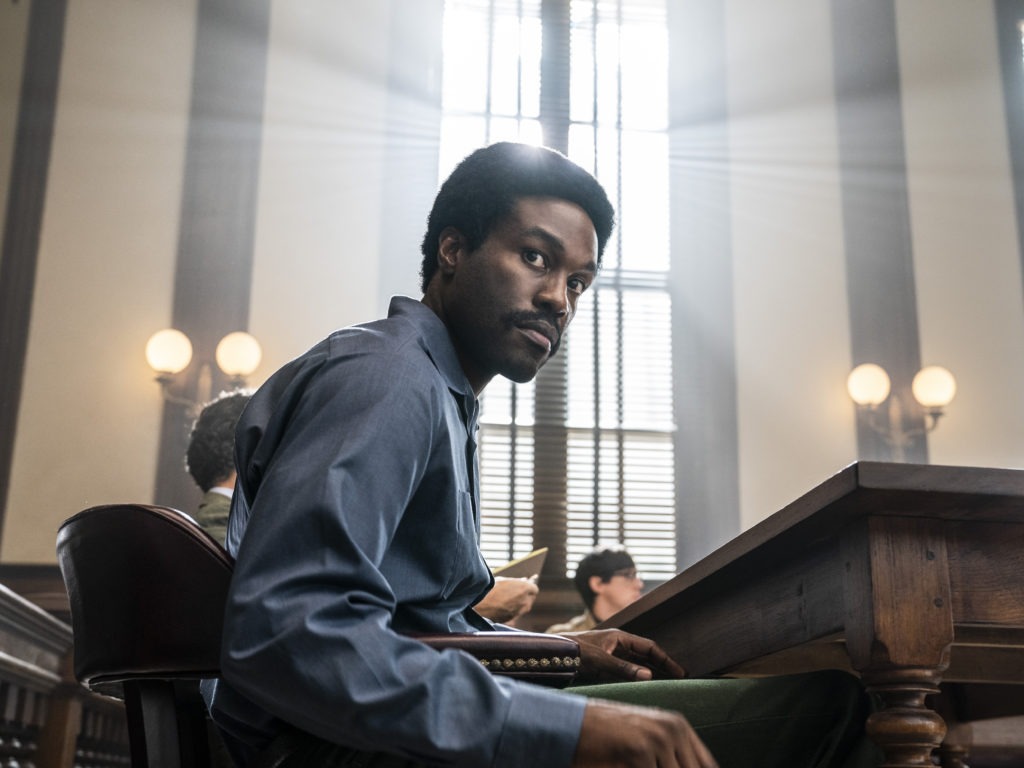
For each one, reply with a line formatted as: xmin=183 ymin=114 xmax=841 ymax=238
xmin=607 ymin=462 xmax=1024 ymax=767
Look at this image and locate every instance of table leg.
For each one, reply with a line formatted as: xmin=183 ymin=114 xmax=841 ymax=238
xmin=861 ymin=668 xmax=947 ymax=767
xmin=843 ymin=516 xmax=955 ymax=767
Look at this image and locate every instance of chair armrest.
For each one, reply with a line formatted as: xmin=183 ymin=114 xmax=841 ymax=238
xmin=413 ymin=631 xmax=580 ymax=688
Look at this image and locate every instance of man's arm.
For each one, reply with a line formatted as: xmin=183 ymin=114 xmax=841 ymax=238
xmin=219 ymin=350 xmax=586 ymax=767
xmin=474 ymin=576 xmax=539 ymax=623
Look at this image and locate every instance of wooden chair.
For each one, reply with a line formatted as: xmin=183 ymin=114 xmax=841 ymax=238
xmin=56 ymin=503 xmax=234 ymax=768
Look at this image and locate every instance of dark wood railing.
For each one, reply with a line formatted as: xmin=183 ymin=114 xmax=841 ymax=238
xmin=0 ymin=575 xmax=130 ymax=767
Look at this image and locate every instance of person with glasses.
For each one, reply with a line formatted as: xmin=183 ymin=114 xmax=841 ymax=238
xmin=546 ymin=546 xmax=644 ymax=634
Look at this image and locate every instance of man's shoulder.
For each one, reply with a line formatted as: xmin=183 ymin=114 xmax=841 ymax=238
xmin=545 ymin=612 xmax=595 ymax=635
xmin=327 ymin=311 xmax=426 ymax=357
xmin=194 ymin=491 xmax=230 ymax=546
xmin=320 ymin=300 xmax=467 ymax=396
xmin=316 ymin=299 xmax=433 ymax=362
xmin=319 ymin=317 xmax=441 ymax=394
xmin=261 ymin=310 xmax=429 ymax=395
xmin=197 ymin=489 xmax=232 ymax=513
xmin=240 ymin=299 xmax=463 ymax=443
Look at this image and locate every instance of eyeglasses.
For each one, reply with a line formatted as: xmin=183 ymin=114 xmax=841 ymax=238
xmin=609 ymin=568 xmax=641 ymax=582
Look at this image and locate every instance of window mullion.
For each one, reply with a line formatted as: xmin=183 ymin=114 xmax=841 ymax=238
xmin=590 ymin=287 xmax=601 ymax=547
xmin=540 ymin=0 xmax=571 ymax=151
xmin=532 ymin=351 xmax=569 ymax=579
xmin=484 ymin=0 xmax=496 ymax=141
xmin=508 ymin=387 xmax=518 ymax=562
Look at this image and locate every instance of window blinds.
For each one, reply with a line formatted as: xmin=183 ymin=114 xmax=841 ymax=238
xmin=442 ymin=0 xmax=676 ymax=581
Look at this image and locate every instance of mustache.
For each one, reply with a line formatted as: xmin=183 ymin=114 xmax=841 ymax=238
xmin=504 ymin=309 xmax=564 ymax=356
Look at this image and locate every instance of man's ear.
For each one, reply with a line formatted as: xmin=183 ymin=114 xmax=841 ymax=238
xmin=588 ymin=574 xmax=607 ymax=595
xmin=437 ymin=227 xmax=464 ymax=276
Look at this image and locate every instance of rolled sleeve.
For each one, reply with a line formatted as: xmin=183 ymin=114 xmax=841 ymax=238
xmin=493 ymin=683 xmax=586 ymax=768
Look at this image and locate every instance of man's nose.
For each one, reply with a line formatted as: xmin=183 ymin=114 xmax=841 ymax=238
xmin=536 ymin=274 xmax=570 ymax=317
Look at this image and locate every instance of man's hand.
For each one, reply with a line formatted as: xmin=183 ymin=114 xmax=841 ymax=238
xmin=573 ymin=698 xmax=718 ymax=768
xmin=474 ymin=576 xmax=539 ymax=624
xmin=564 ymin=628 xmax=686 ymax=683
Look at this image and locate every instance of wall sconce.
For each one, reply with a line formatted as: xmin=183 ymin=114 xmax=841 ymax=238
xmin=846 ymin=363 xmax=957 ymax=461
xmin=145 ymin=328 xmax=262 ymax=408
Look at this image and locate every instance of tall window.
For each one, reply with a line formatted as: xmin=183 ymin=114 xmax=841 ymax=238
xmin=440 ymin=0 xmax=675 ymax=581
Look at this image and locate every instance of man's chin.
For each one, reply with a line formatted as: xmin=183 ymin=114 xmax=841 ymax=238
xmin=501 ymin=359 xmax=547 ymax=384
xmin=492 ymin=338 xmax=563 ymax=383
xmin=502 ymin=370 xmax=540 ymax=385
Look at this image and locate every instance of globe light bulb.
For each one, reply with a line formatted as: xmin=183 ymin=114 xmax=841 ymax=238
xmin=847 ymin=363 xmax=891 ymax=406
xmin=145 ymin=329 xmax=193 ymax=375
xmin=912 ymin=366 xmax=956 ymax=409
xmin=216 ymin=331 xmax=262 ymax=377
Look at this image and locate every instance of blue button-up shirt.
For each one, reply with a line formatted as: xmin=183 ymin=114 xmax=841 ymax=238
xmin=207 ymin=297 xmax=585 ymax=766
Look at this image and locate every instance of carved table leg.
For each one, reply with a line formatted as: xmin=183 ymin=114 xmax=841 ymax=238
xmin=861 ymin=669 xmax=947 ymax=767
xmin=842 ymin=516 xmax=955 ymax=767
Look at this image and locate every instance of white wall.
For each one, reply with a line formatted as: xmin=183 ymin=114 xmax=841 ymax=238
xmin=726 ymin=0 xmax=856 ymax=528
xmin=725 ymin=1 xmax=1024 ymax=529
xmin=248 ymin=1 xmax=394 ymax=378
xmin=2 ymin=0 xmax=401 ymax=561
xmin=4 ymin=0 xmax=197 ymax=561
xmin=897 ymin=1 xmax=1024 ymax=471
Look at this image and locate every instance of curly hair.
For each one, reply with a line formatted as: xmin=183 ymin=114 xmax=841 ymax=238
xmin=419 ymin=142 xmax=615 ymax=292
xmin=185 ymin=390 xmax=251 ymax=492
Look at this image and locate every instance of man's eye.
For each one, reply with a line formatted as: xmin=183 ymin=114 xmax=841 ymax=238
xmin=522 ymin=250 xmax=545 ymax=266
xmin=568 ymin=277 xmax=588 ymax=295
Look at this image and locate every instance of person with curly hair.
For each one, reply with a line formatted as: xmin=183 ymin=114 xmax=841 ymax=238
xmin=185 ymin=390 xmax=250 ymax=545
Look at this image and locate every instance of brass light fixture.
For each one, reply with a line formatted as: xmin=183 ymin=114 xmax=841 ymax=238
xmin=846 ymin=363 xmax=956 ymax=462
xmin=145 ymin=329 xmax=262 ymax=408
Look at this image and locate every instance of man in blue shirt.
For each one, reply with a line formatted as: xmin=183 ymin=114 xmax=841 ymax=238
xmin=207 ymin=143 xmax=873 ymax=768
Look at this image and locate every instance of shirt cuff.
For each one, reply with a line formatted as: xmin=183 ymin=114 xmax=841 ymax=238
xmin=491 ymin=683 xmax=586 ymax=768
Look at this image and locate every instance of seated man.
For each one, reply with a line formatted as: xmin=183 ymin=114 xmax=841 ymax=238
xmin=546 ymin=546 xmax=642 ymax=634
xmin=185 ymin=390 xmax=250 ymax=545
xmin=205 ymin=142 xmax=877 ymax=768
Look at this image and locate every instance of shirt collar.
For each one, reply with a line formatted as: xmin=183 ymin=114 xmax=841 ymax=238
xmin=386 ymin=296 xmax=477 ymax=410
